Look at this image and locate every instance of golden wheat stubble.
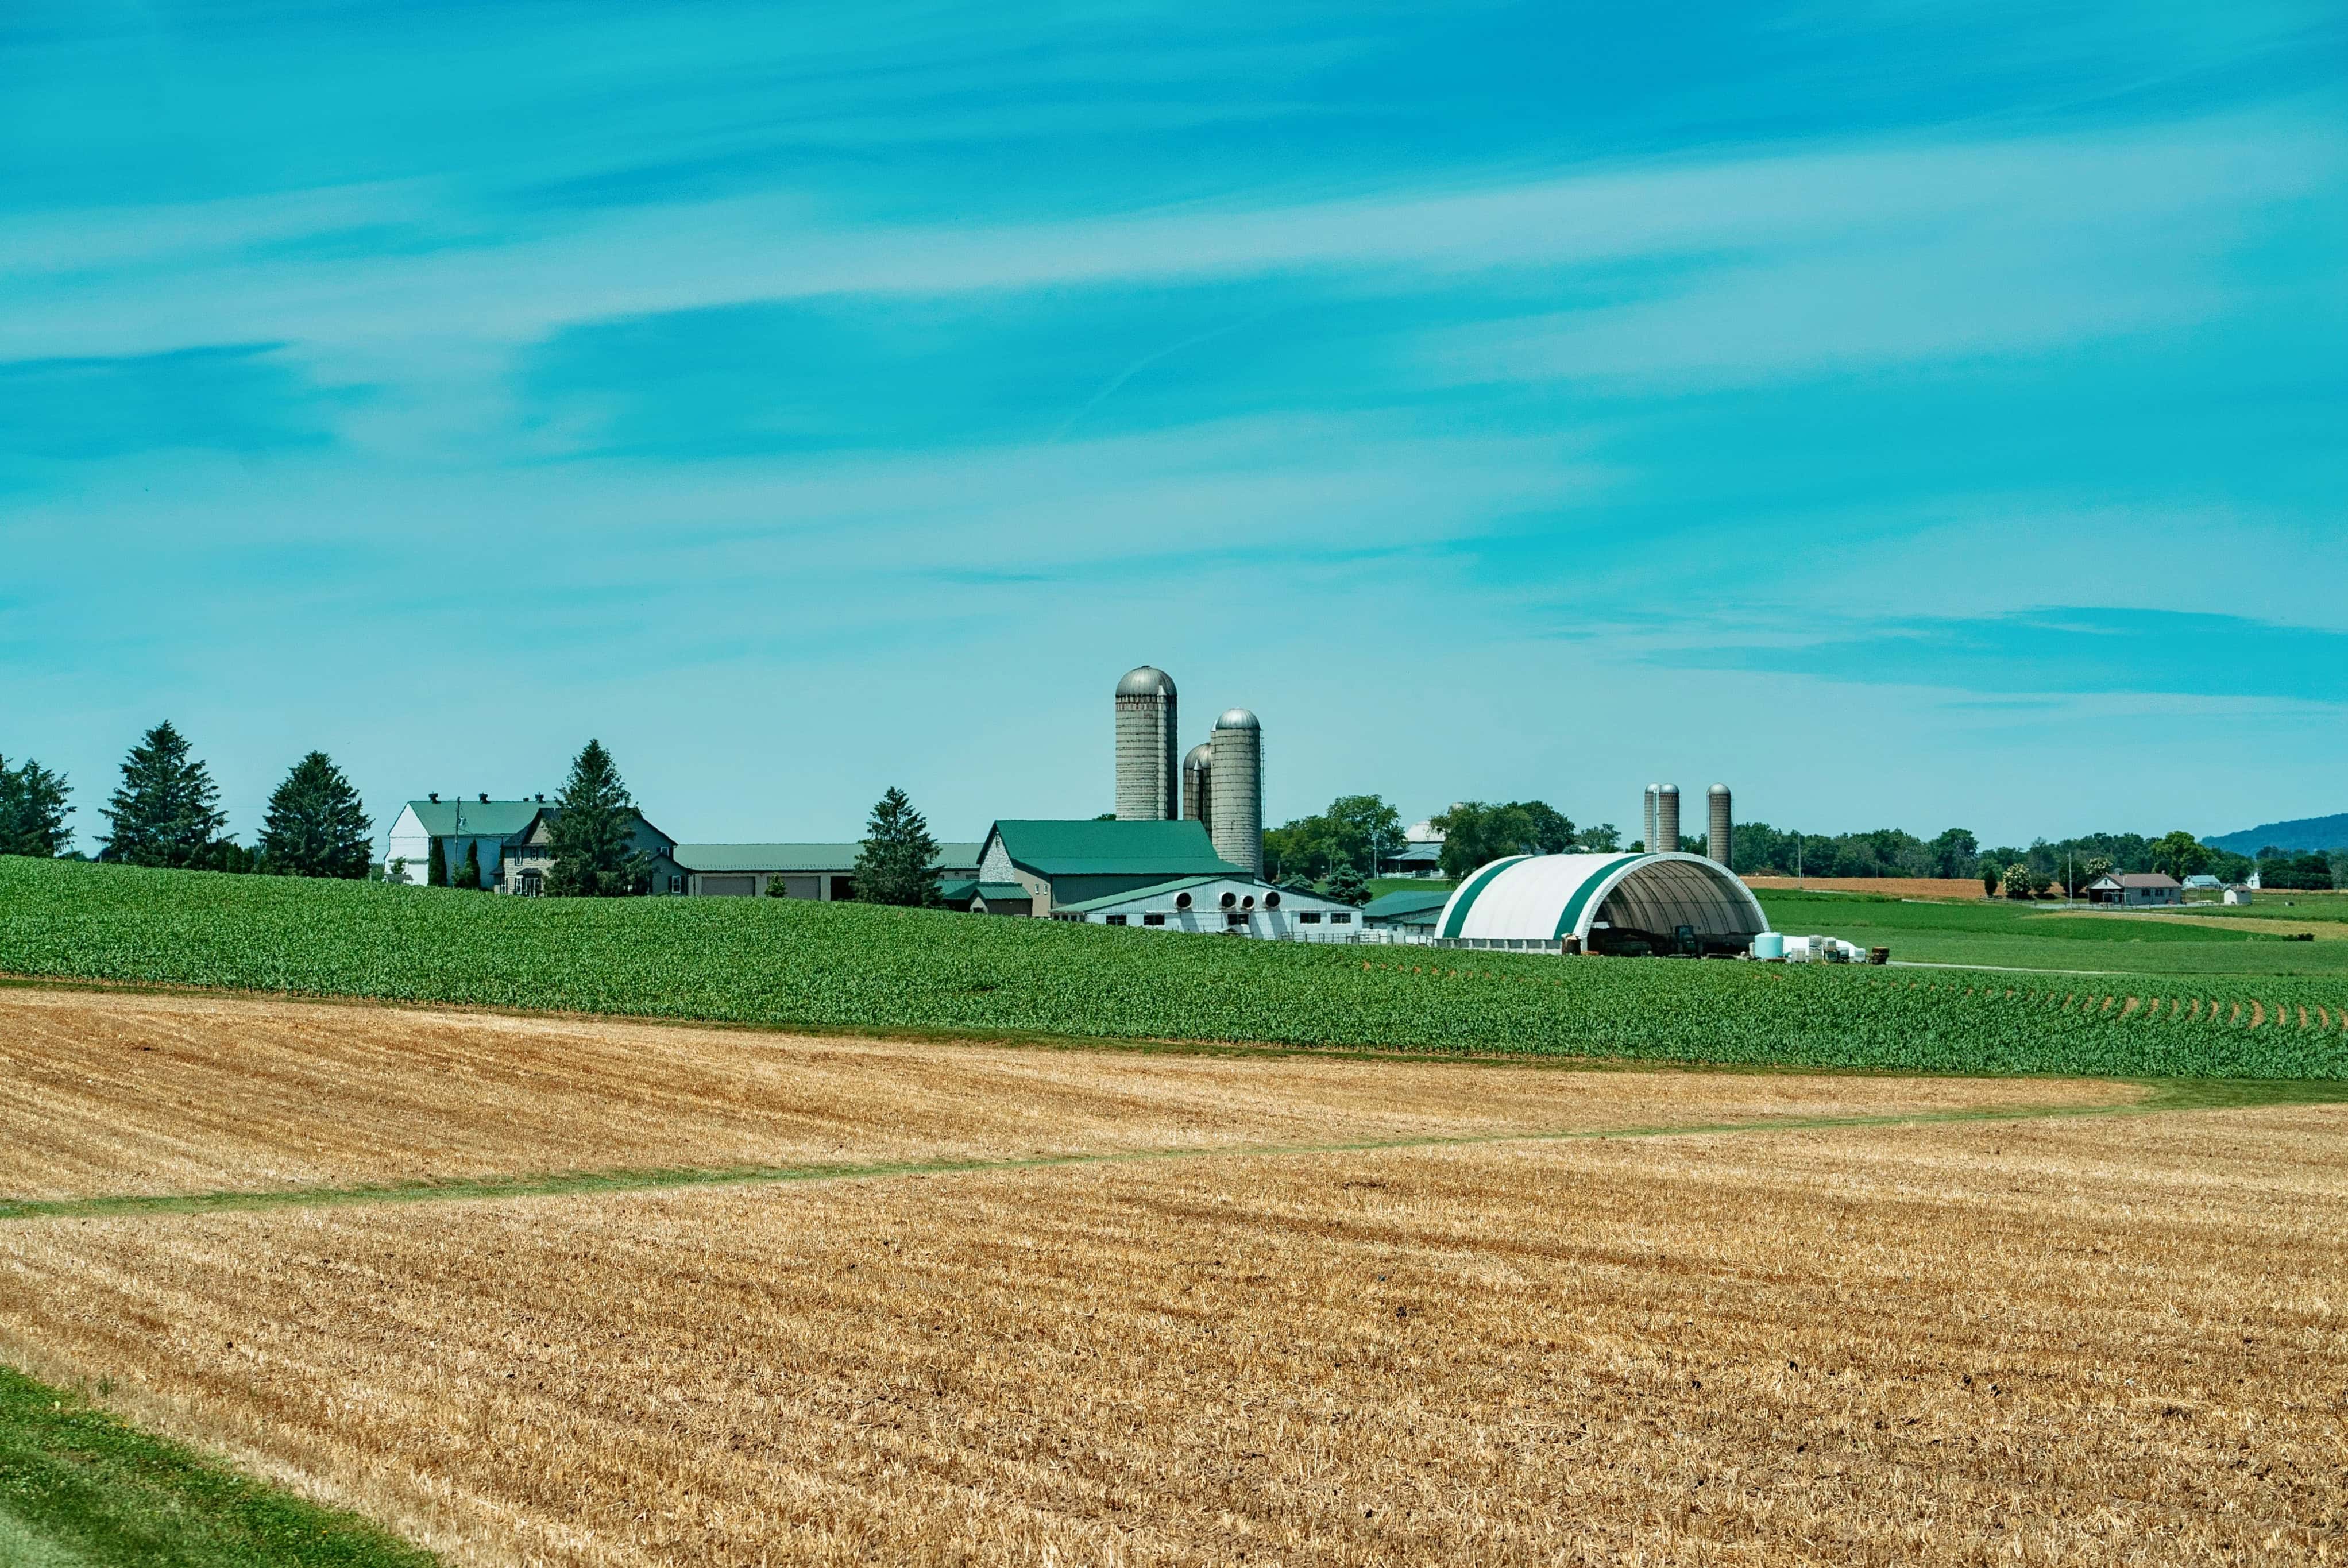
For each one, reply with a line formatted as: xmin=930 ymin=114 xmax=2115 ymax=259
xmin=5 ymin=1104 xmax=2343 ymax=1566
xmin=0 ymin=986 xmax=2123 ymax=1202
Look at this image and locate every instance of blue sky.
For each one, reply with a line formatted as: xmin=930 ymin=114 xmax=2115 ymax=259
xmin=3 ymin=0 xmax=2345 ymax=852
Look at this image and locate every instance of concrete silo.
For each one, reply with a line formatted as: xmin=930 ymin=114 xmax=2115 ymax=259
xmin=1182 ymin=742 xmax=1214 ymax=831
xmin=1208 ymin=708 xmax=1263 ymax=875
xmin=1643 ymin=785 xmax=1659 ymax=853
xmin=1114 ymin=666 xmax=1179 ymax=821
xmin=1655 ymin=784 xmax=1681 ymax=854
xmin=1708 ymin=784 xmax=1733 ymax=870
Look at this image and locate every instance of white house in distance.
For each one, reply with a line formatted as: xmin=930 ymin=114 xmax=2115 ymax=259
xmin=385 ymin=794 xmax=679 ymax=893
xmin=2084 ymin=872 xmax=2183 ymax=907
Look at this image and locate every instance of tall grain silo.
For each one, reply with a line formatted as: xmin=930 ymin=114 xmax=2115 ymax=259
xmin=1208 ymin=708 xmax=1263 ymax=875
xmin=1708 ymin=784 xmax=1733 ymax=870
xmin=1183 ymin=742 xmax=1214 ymax=831
xmin=1655 ymin=783 xmax=1681 ymax=853
xmin=1643 ymin=785 xmax=1659 ymax=853
xmin=1114 ymin=666 xmax=1179 ymax=820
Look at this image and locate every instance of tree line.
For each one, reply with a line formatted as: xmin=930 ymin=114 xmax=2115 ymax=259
xmin=3 ymin=723 xmax=374 ymax=877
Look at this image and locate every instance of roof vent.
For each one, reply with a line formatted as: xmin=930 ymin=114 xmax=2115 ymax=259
xmin=428 ymin=792 xmax=439 ymax=802
xmin=478 ymin=793 xmax=489 ymax=803
xmin=535 ymin=793 xmax=545 ymax=803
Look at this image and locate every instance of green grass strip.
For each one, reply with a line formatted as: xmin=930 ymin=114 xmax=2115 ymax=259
xmin=0 ymin=1362 xmax=437 ymax=1567
xmin=14 ymin=1077 xmax=2336 ymax=1225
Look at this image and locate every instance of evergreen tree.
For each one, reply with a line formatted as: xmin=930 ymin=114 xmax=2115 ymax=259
xmin=1320 ymin=866 xmax=1370 ymax=906
xmin=427 ymin=835 xmax=449 ymax=887
xmin=0 ymin=754 xmax=74 ymax=857
xmin=546 ymin=739 xmax=649 ymax=897
xmin=257 ymin=751 xmax=373 ymax=879
xmin=852 ymin=786 xmax=941 ymax=906
xmin=450 ymin=841 xmax=483 ymax=889
xmin=101 ymin=722 xmax=227 ymax=867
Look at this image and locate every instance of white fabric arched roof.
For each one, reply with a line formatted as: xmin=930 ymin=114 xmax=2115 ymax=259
xmin=1434 ymin=852 xmax=1768 ymax=945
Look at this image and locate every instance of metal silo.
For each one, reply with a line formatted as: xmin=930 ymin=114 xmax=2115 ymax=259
xmin=1655 ymin=783 xmax=1681 ymax=853
xmin=1183 ymin=742 xmax=1214 ymax=831
xmin=1114 ymin=666 xmax=1179 ymax=820
xmin=1643 ymin=785 xmax=1659 ymax=853
xmin=1708 ymin=784 xmax=1733 ymax=870
xmin=1208 ymin=708 xmax=1262 ymax=875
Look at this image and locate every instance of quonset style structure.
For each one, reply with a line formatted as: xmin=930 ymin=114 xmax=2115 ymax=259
xmin=1433 ymin=852 xmax=1768 ymax=956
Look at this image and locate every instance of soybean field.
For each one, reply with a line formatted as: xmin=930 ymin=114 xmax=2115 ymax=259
xmin=3 ymin=857 xmax=2345 ymax=1079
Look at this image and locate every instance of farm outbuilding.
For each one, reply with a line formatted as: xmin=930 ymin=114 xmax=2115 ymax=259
xmin=1434 ymin=852 xmax=1770 ymax=955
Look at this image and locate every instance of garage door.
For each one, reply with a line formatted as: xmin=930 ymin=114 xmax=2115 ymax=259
xmin=700 ymin=875 xmax=757 ymax=897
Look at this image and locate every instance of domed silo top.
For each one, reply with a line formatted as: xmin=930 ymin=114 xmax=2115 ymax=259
xmin=1116 ymin=666 xmax=1176 ymax=697
xmin=1184 ymin=742 xmax=1214 ymax=768
xmin=1709 ymin=783 xmax=1731 ymax=796
xmin=1213 ymin=707 xmax=1260 ymax=731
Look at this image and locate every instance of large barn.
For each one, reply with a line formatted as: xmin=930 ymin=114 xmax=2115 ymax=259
xmin=1434 ymin=852 xmax=1768 ymax=955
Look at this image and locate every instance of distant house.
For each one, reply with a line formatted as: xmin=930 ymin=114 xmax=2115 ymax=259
xmin=1361 ymin=887 xmax=1450 ymax=933
xmin=384 ymin=794 xmax=677 ymax=893
xmin=2084 ymin=872 xmax=2183 ymax=908
xmin=1389 ymin=840 xmax=1445 ymax=877
xmin=669 ymin=842 xmax=983 ymax=900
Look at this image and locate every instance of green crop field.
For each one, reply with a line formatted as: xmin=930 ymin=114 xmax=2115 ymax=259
xmin=5 ymin=857 xmax=2346 ymax=1079
xmin=1754 ymin=890 xmax=2348 ymax=978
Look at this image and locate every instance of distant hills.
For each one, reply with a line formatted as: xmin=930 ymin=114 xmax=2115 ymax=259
xmin=2203 ymin=813 xmax=2348 ymax=855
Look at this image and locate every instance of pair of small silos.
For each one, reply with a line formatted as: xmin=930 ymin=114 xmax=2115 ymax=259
xmin=1113 ymin=666 xmax=1263 ymax=876
xmin=1644 ymin=782 xmax=1735 ymax=868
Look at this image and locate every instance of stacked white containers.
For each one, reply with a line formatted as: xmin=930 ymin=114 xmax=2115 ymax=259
xmin=1208 ymin=709 xmax=1263 ymax=875
xmin=1708 ymin=783 xmax=1732 ymax=870
xmin=1655 ymin=784 xmax=1681 ymax=853
xmin=1182 ymin=742 xmax=1214 ymax=831
xmin=1113 ymin=667 xmax=1179 ymax=821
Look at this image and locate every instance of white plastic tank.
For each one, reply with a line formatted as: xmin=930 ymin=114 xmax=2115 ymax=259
xmin=1751 ymin=932 xmax=1785 ymax=961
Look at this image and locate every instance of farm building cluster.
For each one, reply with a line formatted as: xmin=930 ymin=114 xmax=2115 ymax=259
xmin=384 ymin=664 xmax=1801 ymax=953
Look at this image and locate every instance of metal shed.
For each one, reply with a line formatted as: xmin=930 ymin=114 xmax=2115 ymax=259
xmin=1434 ymin=852 xmax=1768 ymax=955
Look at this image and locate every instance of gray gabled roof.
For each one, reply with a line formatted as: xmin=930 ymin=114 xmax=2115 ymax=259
xmin=673 ymin=841 xmax=982 ymax=874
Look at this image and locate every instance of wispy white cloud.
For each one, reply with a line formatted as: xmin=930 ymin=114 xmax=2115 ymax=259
xmin=5 ymin=111 xmax=2336 ymax=370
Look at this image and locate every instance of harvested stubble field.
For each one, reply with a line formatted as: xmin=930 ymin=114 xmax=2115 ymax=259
xmin=5 ymin=988 xmax=2346 ymax=1565
xmin=1744 ymin=876 xmax=1990 ymax=901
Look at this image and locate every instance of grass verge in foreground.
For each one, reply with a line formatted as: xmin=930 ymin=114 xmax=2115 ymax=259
xmin=0 ymin=1361 xmax=436 ymax=1567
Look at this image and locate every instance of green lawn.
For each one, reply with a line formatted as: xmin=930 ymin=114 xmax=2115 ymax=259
xmin=1368 ymin=875 xmax=1454 ymax=899
xmin=1754 ymin=890 xmax=2348 ymax=978
xmin=0 ymin=1362 xmax=435 ymax=1567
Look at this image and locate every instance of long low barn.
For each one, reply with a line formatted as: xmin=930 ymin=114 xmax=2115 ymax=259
xmin=671 ymin=843 xmax=984 ymax=899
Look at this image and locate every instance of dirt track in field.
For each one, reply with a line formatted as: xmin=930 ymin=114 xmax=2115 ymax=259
xmin=4 ymin=986 xmax=2342 ymax=1565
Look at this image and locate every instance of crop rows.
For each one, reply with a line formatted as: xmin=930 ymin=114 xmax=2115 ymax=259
xmin=4 ymin=858 xmax=2345 ymax=1079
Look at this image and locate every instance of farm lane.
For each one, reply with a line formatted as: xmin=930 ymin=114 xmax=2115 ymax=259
xmin=0 ymin=986 xmax=2128 ymax=1206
